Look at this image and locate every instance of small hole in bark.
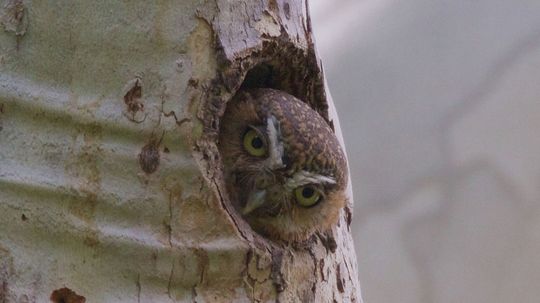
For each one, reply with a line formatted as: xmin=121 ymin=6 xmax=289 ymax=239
xmin=123 ymin=78 xmax=143 ymax=113
xmin=21 ymin=214 xmax=27 ymax=221
xmin=50 ymin=288 xmax=86 ymax=303
xmin=188 ymin=78 xmax=198 ymax=87
xmin=139 ymin=133 xmax=164 ymax=174
xmin=123 ymin=78 xmax=147 ymax=123
xmin=139 ymin=142 xmax=160 ymax=174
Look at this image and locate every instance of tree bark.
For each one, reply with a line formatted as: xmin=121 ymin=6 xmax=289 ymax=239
xmin=0 ymin=0 xmax=362 ymax=302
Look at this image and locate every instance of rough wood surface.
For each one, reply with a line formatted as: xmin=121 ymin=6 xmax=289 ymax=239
xmin=0 ymin=0 xmax=362 ymax=302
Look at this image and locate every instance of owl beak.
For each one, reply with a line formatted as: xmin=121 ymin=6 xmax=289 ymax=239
xmin=242 ymin=190 xmax=266 ymax=215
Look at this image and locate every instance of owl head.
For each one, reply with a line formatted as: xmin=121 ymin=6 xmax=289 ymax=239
xmin=219 ymin=88 xmax=348 ymax=242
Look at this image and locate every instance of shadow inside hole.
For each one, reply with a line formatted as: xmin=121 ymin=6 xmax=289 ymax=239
xmin=240 ymin=63 xmax=275 ymax=89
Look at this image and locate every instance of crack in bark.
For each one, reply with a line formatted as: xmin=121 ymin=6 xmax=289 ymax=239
xmin=167 ymin=191 xmax=173 ymax=247
xmin=335 ymin=263 xmax=344 ymax=293
xmin=191 ymin=286 xmax=198 ymax=303
xmin=136 ymin=274 xmax=141 ymax=303
xmin=211 ymin=178 xmax=252 ymax=243
xmin=317 ymin=231 xmax=337 ymax=254
xmin=242 ymin=249 xmax=256 ymax=299
xmin=191 ymin=247 xmax=210 ymax=294
xmin=344 ymin=206 xmax=353 ymax=229
xmin=0 ymin=281 xmax=7 ymax=303
xmin=307 ymin=246 xmax=319 ymax=295
xmin=166 ymin=259 xmax=175 ymax=302
xmin=270 ymin=249 xmax=285 ymax=293
xmin=342 ymin=250 xmax=352 ymax=282
xmin=319 ymin=259 xmax=327 ymax=282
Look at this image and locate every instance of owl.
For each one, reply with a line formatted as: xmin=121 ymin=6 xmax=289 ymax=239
xmin=218 ymin=88 xmax=348 ymax=242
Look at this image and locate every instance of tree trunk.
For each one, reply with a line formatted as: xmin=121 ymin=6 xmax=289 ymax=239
xmin=0 ymin=0 xmax=362 ymax=302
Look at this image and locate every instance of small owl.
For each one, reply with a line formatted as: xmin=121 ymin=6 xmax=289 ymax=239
xmin=219 ymin=88 xmax=348 ymax=242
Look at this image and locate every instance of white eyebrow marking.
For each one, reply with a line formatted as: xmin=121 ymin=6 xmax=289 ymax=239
xmin=265 ymin=115 xmax=285 ymax=169
xmin=285 ymin=170 xmax=336 ymax=189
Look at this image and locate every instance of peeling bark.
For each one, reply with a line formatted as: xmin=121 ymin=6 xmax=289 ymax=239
xmin=0 ymin=0 xmax=362 ymax=302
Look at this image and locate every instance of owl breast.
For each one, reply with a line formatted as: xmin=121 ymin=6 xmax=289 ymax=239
xmin=218 ymin=88 xmax=348 ymax=242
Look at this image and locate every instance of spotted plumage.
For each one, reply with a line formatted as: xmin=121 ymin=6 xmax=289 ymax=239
xmin=219 ymin=88 xmax=348 ymax=242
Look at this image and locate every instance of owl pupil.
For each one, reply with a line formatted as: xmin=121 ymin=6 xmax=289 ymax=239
xmin=251 ymin=137 xmax=263 ymax=149
xmin=302 ymin=187 xmax=315 ymax=198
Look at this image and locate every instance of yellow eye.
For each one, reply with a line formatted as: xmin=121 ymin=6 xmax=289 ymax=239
xmin=294 ymin=185 xmax=321 ymax=207
xmin=243 ymin=128 xmax=267 ymax=157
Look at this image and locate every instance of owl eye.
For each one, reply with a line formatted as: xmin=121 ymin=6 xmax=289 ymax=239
xmin=294 ymin=185 xmax=322 ymax=207
xmin=243 ymin=128 xmax=267 ymax=157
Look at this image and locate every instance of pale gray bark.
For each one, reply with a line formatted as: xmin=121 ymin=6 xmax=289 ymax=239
xmin=0 ymin=0 xmax=361 ymax=302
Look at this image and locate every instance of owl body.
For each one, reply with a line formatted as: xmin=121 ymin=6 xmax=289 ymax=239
xmin=219 ymin=88 xmax=347 ymax=242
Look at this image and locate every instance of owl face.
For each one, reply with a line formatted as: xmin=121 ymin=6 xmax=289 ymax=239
xmin=219 ymin=88 xmax=347 ymax=242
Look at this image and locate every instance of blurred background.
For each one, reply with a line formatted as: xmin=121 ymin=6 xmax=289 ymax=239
xmin=309 ymin=1 xmax=540 ymax=302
